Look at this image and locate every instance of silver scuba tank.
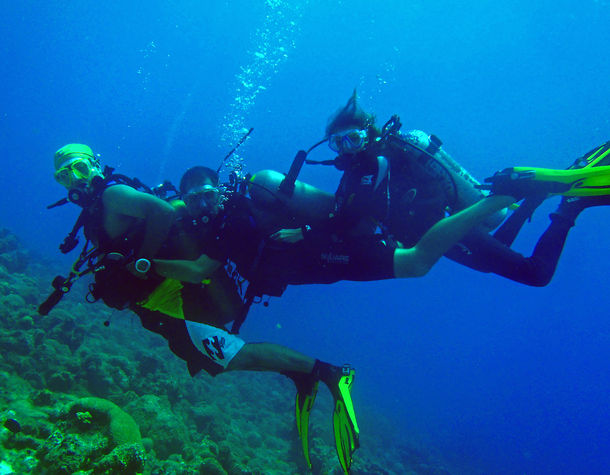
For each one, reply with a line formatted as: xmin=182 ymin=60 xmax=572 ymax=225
xmin=248 ymin=169 xmax=335 ymax=224
xmin=400 ymin=130 xmax=507 ymax=231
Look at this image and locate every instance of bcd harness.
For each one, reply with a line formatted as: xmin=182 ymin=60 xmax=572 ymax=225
xmin=182 ymin=190 xmax=287 ymax=334
xmin=270 ymin=116 xmax=459 ymax=245
xmin=38 ymin=166 xmax=164 ymax=316
xmin=276 ymin=115 xmax=459 ymax=212
xmin=39 ymin=165 xmax=273 ymax=335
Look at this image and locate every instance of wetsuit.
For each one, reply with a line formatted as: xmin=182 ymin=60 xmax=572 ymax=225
xmin=332 ymin=136 xmax=574 ymax=287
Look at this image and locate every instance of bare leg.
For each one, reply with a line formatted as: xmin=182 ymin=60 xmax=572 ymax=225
xmin=226 ymin=342 xmax=316 ymax=373
xmin=394 ymin=195 xmax=516 ymax=278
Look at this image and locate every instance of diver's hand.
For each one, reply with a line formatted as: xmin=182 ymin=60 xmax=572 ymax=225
xmin=269 ymin=228 xmax=304 ymax=243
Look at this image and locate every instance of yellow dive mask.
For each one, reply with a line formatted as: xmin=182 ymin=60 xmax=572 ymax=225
xmin=54 ymin=158 xmax=96 ymax=188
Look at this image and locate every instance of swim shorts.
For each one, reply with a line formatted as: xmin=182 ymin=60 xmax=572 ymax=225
xmin=185 ymin=320 xmax=245 ymax=371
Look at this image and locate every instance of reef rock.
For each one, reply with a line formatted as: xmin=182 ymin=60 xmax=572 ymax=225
xmin=35 ymin=396 xmax=144 ymax=474
xmin=125 ymin=394 xmax=190 ymax=459
xmin=0 ymin=228 xmax=29 ymax=273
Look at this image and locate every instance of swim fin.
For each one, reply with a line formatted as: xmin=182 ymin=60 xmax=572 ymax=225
xmin=284 ymin=371 xmax=319 ymax=469
xmin=517 ymin=140 xmax=610 ymax=195
xmin=567 ymin=140 xmax=610 ymax=169
xmin=295 ymin=377 xmax=319 ymax=469
xmin=330 ymin=366 xmax=360 ymax=475
xmin=482 ymin=142 xmax=610 ymax=198
xmin=495 ymin=164 xmax=610 ymax=197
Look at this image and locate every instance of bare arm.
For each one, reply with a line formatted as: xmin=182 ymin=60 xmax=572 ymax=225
xmin=269 ymin=227 xmax=305 ymax=243
xmin=102 ymin=184 xmax=176 ymax=258
xmin=394 ymin=195 xmax=515 ymax=278
xmin=153 ymin=254 xmax=222 ymax=283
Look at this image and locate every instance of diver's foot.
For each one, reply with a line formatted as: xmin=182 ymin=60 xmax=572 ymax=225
xmin=312 ymin=360 xmax=347 ymax=397
xmin=551 ymin=195 xmax=610 ymax=226
xmin=283 ymin=369 xmax=317 ymax=396
xmin=558 ymin=194 xmax=610 ymax=212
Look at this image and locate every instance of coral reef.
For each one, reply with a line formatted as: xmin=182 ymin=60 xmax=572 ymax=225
xmin=0 ymin=227 xmax=452 ymax=474
xmin=0 ymin=229 xmax=28 ymax=274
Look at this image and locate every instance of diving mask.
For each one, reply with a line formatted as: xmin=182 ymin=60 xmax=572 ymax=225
xmin=54 ymin=158 xmax=96 ymax=188
xmin=328 ymin=129 xmax=368 ymax=154
xmin=184 ymin=184 xmax=220 ymax=215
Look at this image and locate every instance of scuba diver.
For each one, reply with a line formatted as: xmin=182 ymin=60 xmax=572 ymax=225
xmin=42 ymin=144 xmax=358 ymax=474
xmin=161 ymin=165 xmax=361 ymax=474
xmin=266 ymin=91 xmax=610 ymax=287
xmin=140 ymin=164 xmax=515 ymax=473
xmin=176 ymin=166 xmax=516 ymax=291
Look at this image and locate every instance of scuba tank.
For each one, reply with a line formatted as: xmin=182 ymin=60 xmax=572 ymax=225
xmin=396 ymin=129 xmax=507 ymax=231
xmin=248 ymin=169 xmax=335 ymax=226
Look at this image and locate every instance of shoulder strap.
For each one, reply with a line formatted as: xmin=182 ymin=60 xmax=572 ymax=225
xmin=374 ymin=156 xmax=389 ymax=191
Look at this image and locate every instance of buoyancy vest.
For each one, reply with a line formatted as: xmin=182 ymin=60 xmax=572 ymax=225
xmin=39 ymin=170 xmax=164 ymax=314
xmin=334 ymin=129 xmax=507 ymax=246
xmin=332 ymin=138 xmax=446 ymax=246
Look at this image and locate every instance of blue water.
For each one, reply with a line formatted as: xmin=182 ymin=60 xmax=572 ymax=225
xmin=2 ymin=1 xmax=609 ymax=473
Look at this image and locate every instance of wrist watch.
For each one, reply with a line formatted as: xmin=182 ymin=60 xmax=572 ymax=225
xmin=135 ymin=258 xmax=152 ymax=274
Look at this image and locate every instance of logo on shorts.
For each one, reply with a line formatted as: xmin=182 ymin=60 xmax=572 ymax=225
xmin=202 ymin=336 xmax=226 ymax=361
